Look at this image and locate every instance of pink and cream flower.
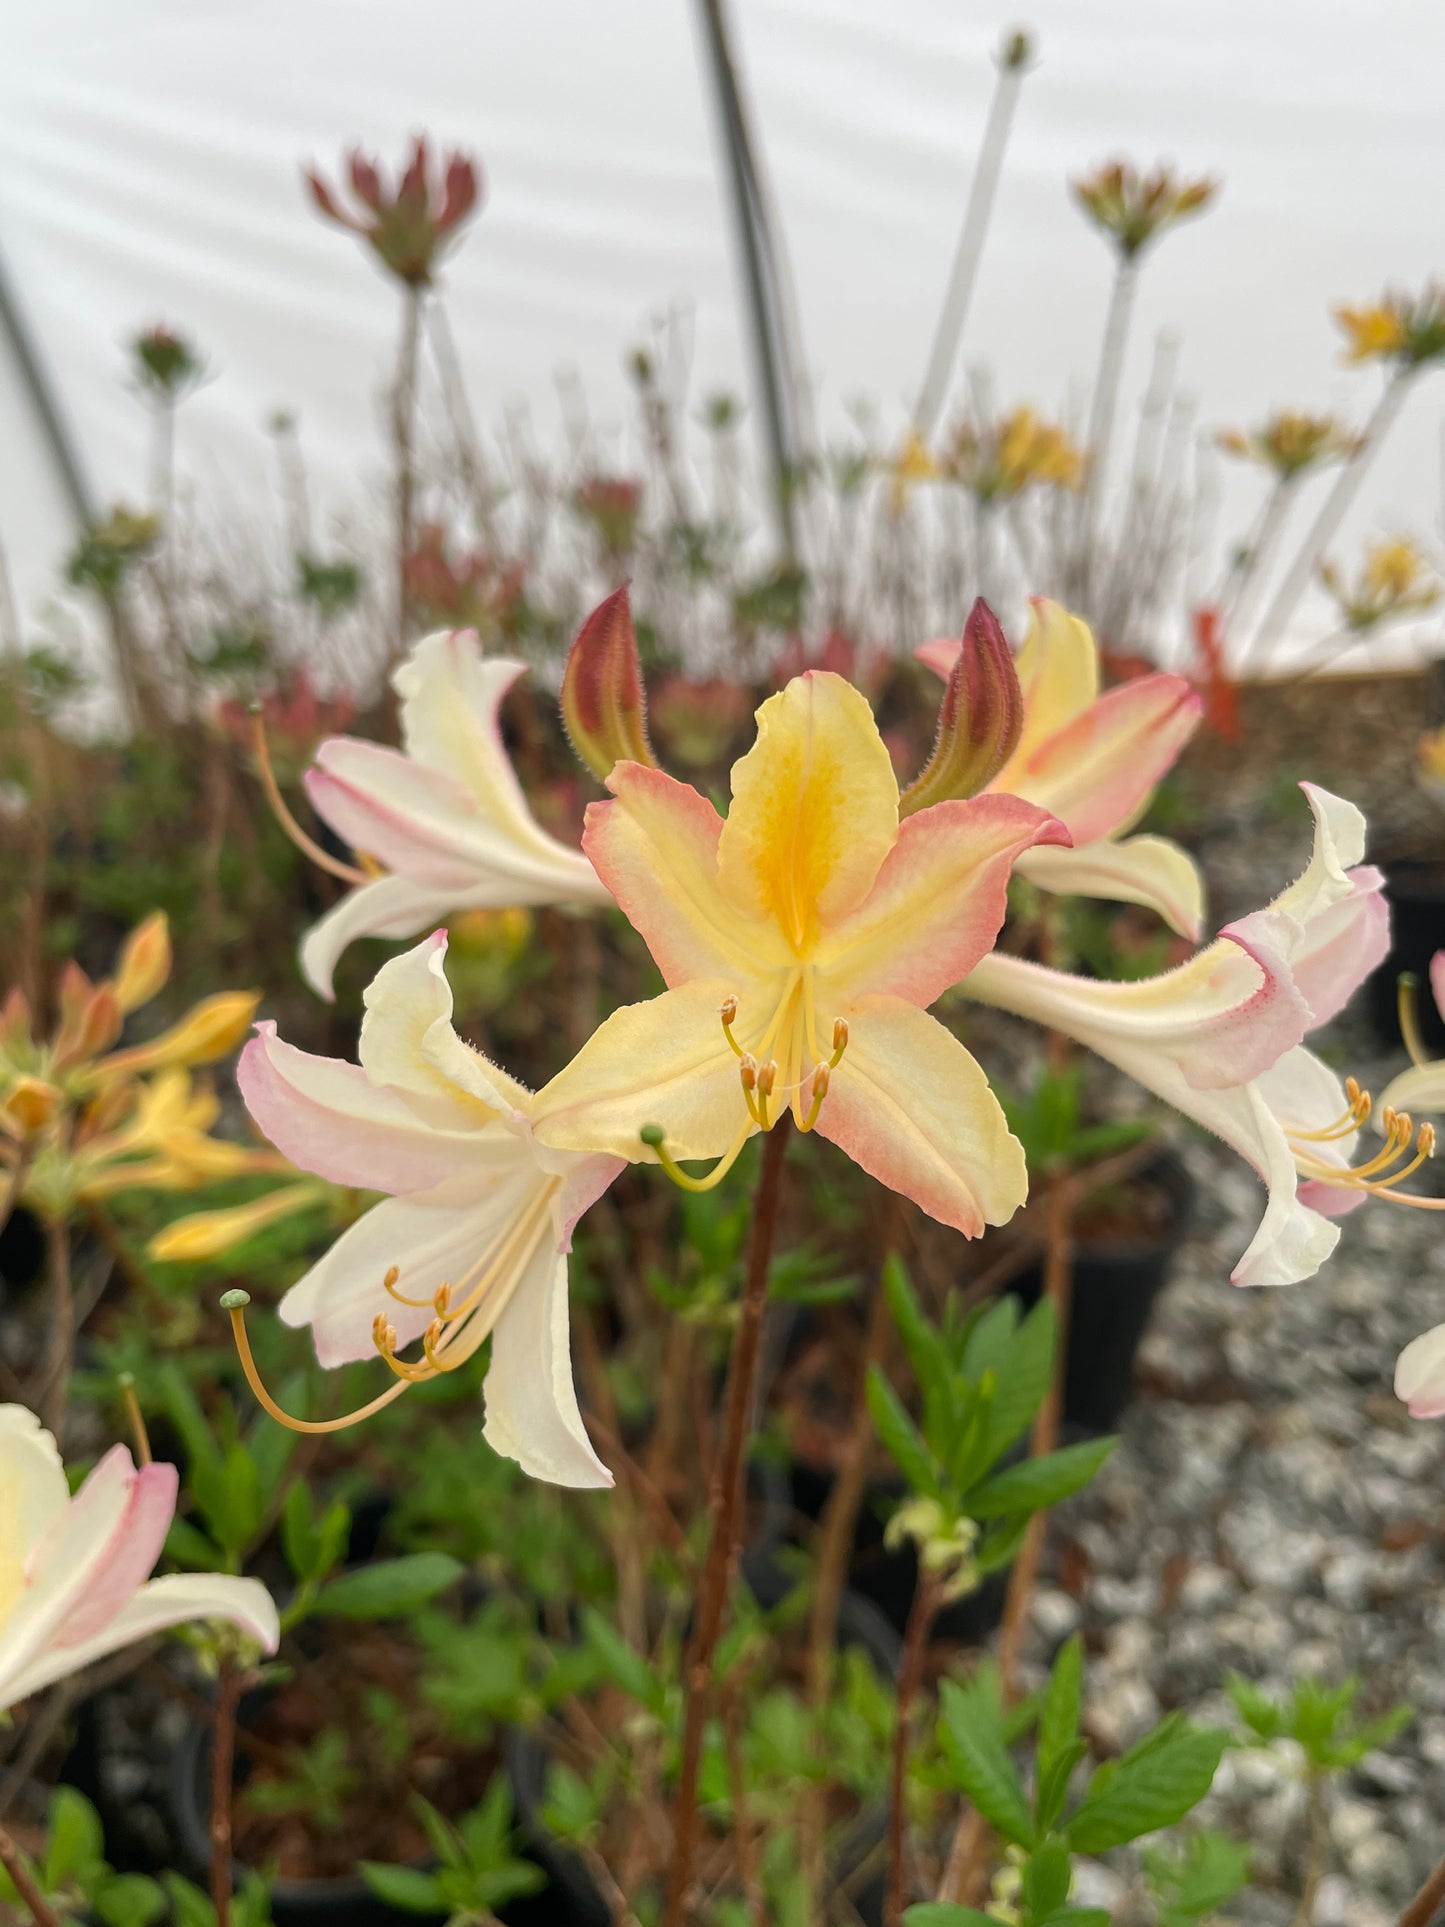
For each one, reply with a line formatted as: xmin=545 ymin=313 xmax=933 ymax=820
xmin=0 ymin=1407 xmax=277 ymax=1713
xmin=919 ymin=598 xmax=1204 ymax=938
xmin=236 ymin=934 xmax=623 ymax=1488
xmin=533 ymin=670 xmax=1069 ymax=1235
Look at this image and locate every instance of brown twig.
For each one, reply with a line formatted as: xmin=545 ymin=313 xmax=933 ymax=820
xmin=884 ymin=1566 xmax=941 ymax=1927
xmin=210 ymin=1657 xmax=242 ymax=1927
xmin=0 ymin=1823 xmax=62 ymax=1926
xmin=722 ymin=1681 xmax=766 ymax=1927
xmin=1399 ymin=1845 xmax=1445 ymax=1927
xmin=663 ymin=1121 xmax=790 ymax=1927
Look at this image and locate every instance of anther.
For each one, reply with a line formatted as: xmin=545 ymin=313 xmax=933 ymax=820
xmin=434 ymin=1282 xmax=451 ymax=1316
xmin=719 ymin=994 xmax=744 ymax=1060
xmin=799 ymin=1062 xmax=830 ymax=1134
xmin=755 ymin=1060 xmax=777 ymax=1130
xmin=830 ymin=1017 xmax=849 ymax=1066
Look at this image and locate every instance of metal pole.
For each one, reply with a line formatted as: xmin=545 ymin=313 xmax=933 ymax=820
xmin=0 ymin=239 xmax=97 ymax=531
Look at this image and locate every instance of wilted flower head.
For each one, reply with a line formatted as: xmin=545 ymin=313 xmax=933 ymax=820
xmin=130 ymin=323 xmax=205 ymax=404
xmin=1321 ymin=536 xmax=1440 ymax=633
xmin=306 ymin=136 xmax=482 ymax=287
xmin=1335 ymin=285 xmax=1445 ymax=368
xmin=1216 ymin=411 xmax=1361 ymax=481
xmin=946 ymin=406 xmax=1083 ymax=501
xmin=571 ymin=476 xmax=643 ymax=559
xmin=1071 ymin=159 xmax=1217 ymax=260
xmin=66 ymin=507 xmax=161 ymax=598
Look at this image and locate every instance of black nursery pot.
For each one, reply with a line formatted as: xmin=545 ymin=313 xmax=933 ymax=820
xmin=1368 ymin=860 xmax=1445 ymax=1055
xmin=1013 ymin=1145 xmax=1195 ymax=1436
xmin=504 ymin=1551 xmax=901 ymax=1927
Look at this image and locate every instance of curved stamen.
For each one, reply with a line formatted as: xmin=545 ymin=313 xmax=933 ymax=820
xmin=754 ymin=1061 xmax=777 ymax=1131
xmin=798 ymin=1063 xmax=830 ymax=1135
xmin=640 ymin=1118 xmax=754 ymax=1193
xmin=829 ymin=1017 xmax=849 ymax=1069
xmin=1290 ymin=1076 xmax=1371 ymax=1142
xmin=382 ymin=1262 xmax=437 ymax=1309
xmin=720 ymin=996 xmax=744 ymax=1058
xmin=223 ymin=1290 xmax=410 ymax=1433
xmin=1398 ymin=973 xmax=1431 ymax=1070
xmin=249 ymin=708 xmax=370 ymax=887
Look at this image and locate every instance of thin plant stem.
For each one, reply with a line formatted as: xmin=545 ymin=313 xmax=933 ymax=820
xmin=722 ymin=1681 xmax=766 ymax=1927
xmin=1244 ymin=371 xmax=1411 ymax=667
xmin=914 ymin=40 xmax=1031 ymax=439
xmin=884 ymin=1566 xmax=941 ymax=1927
xmin=38 ymin=1219 xmax=74 ymax=1437
xmin=1218 ymin=472 xmax=1293 ymax=639
xmin=663 ymin=1120 xmax=790 ymax=1927
xmin=211 ymin=1657 xmax=241 ymax=1927
xmin=1293 ymin=1770 xmax=1329 ymax=1927
xmin=0 ymin=1824 xmax=62 ymax=1927
xmin=1399 ymin=1843 xmax=1445 ymax=1927
xmin=1074 ymin=254 xmax=1139 ymax=610
xmin=427 ymin=296 xmax=496 ymax=543
xmin=942 ymin=1171 xmax=1074 ymax=1906
xmin=392 ymin=283 xmax=425 ymax=662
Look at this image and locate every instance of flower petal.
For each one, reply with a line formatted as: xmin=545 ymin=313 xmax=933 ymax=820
xmin=238 ymin=1021 xmax=480 ymax=1195
xmin=1377 ymin=1059 xmax=1445 ymax=1118
xmin=717 ymin=673 xmax=899 ymax=944
xmin=280 ymin=1174 xmax=546 ymax=1367
xmin=584 ymin=764 xmax=785 ymax=987
xmin=359 ymin=932 xmax=531 ymax=1125
xmin=813 ymin=995 xmax=1028 ymax=1236
xmin=299 ymin=874 xmax=469 ymax=1002
xmin=1396 ymin=1324 xmax=1445 ymax=1419
xmin=1271 ymin=783 xmax=1367 ymax=924
xmin=819 ymin=795 xmax=1069 ymax=1008
xmin=1 ymin=1575 xmax=279 ymax=1707
xmin=0 ymin=1407 xmax=69 ymax=1558
xmin=1432 ymin=950 xmax=1445 ymax=1026
xmin=1285 ymin=866 xmax=1389 ymax=1027
xmin=482 ymin=1240 xmax=613 ymax=1488
xmin=1254 ymin=1047 xmax=1364 ymax=1219
xmin=307 ymin=742 xmax=495 ymax=889
xmin=996 ymin=674 xmax=1202 ymax=844
xmin=53 ymin=1462 xmax=178 ymax=1647
xmin=1007 ymin=598 xmax=1099 ymax=759
xmin=1014 ymin=834 xmax=1206 ymax=941
xmin=533 ymin=980 xmax=750 ymax=1164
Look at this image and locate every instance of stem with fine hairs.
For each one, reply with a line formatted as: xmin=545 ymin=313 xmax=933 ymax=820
xmin=0 ymin=1825 xmax=62 ymax=1927
xmin=211 ymin=1656 xmax=242 ymax=1927
xmin=884 ymin=1565 xmax=942 ymax=1927
xmin=941 ymin=1172 xmax=1075 ymax=1906
xmin=1399 ymin=1843 xmax=1445 ymax=1927
xmin=663 ymin=1120 xmax=790 ymax=1927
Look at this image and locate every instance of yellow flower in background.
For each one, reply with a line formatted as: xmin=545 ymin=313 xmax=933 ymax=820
xmin=1320 ymin=535 xmax=1440 ymax=633
xmin=1418 ymin=725 xmax=1445 ymax=796
xmin=1335 ymin=285 xmax=1445 ymax=368
xmin=886 ymin=431 xmax=941 ymax=512
xmin=1216 ymin=411 xmax=1360 ymax=481
xmin=1071 ymin=159 xmax=1217 ymax=260
xmin=946 ymin=407 xmax=1083 ymax=503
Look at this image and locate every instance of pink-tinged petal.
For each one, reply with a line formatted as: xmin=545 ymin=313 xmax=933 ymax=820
xmin=53 ymin=1462 xmax=178 ymax=1647
xmin=1432 ymin=951 xmax=1445 ymax=1026
xmin=307 ymin=744 xmax=491 ymax=890
xmin=299 ymin=873 xmax=469 ymax=1001
xmin=994 ymin=674 xmax=1202 ymax=844
xmin=1286 ymin=867 xmax=1389 ymax=1027
xmin=1015 ymin=834 xmax=1205 ymax=941
xmin=359 ymin=932 xmax=531 ymax=1126
xmin=1296 ymin=1179 xmax=1368 ymax=1218
xmin=533 ymin=980 xmax=751 ymax=1165
xmin=819 ymin=795 xmax=1068 ymax=1008
xmin=238 ymin=1023 xmax=479 ymax=1195
xmin=482 ymin=1240 xmax=613 ymax=1488
xmin=1 ymin=1575 xmax=279 ymax=1706
xmin=915 ymin=636 xmax=961 ymax=681
xmin=1254 ymin=1047 xmax=1362 ymax=1223
xmin=1271 ymin=783 xmax=1367 ymax=924
xmin=1396 ymin=1324 xmax=1445 ymax=1419
xmin=584 ymin=766 xmax=783 ymax=987
xmin=547 ymin=1151 xmax=627 ymax=1250
xmin=813 ymin=995 xmax=1028 ymax=1236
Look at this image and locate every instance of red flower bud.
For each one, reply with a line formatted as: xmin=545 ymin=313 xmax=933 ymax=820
xmin=900 ymin=597 xmax=1023 ymax=816
xmin=560 ymin=586 xmax=656 ymax=782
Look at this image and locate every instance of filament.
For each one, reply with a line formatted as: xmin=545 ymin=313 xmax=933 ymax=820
xmin=224 ymin=1292 xmax=410 ymax=1433
xmin=641 ymin=1117 xmax=755 ymax=1193
xmin=249 ymin=709 xmax=370 ymax=887
xmin=1398 ymin=973 xmax=1431 ymax=1070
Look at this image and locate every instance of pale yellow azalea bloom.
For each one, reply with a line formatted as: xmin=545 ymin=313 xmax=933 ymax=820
xmin=535 ymin=672 xmax=1069 ymax=1236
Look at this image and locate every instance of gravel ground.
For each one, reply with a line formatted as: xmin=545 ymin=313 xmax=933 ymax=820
xmin=1021 ymin=785 xmax=1445 ymax=1924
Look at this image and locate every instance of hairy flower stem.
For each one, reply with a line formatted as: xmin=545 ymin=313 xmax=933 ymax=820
xmin=913 ymin=46 xmax=1030 ymax=439
xmin=885 ymin=1566 xmax=942 ymax=1927
xmin=0 ymin=1824 xmax=62 ymax=1927
xmin=211 ymin=1656 xmax=241 ymax=1927
xmin=1398 ymin=1844 xmax=1445 ymax=1927
xmin=663 ymin=1120 xmax=790 ymax=1927
xmin=1245 ymin=372 xmax=1410 ymax=666
xmin=943 ymin=1173 xmax=1075 ymax=1906
xmin=1074 ymin=255 xmax=1139 ymax=610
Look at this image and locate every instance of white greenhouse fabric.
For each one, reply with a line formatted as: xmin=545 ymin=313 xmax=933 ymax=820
xmin=0 ymin=0 xmax=1441 ymax=660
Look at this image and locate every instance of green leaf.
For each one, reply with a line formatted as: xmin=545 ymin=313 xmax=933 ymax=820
xmin=92 ymin=1873 xmax=168 ymax=1927
xmin=937 ymin=1671 xmax=1035 ymax=1848
xmin=1022 ymin=1836 xmax=1071 ymax=1917
xmin=359 ymin=1863 xmax=445 ymax=1912
xmin=965 ymin=1438 xmax=1116 ymax=1520
xmin=314 ymin=1553 xmax=463 ymax=1619
xmin=581 ymin=1608 xmax=666 ymax=1714
xmin=1037 ymin=1635 xmax=1084 ymax=1792
xmin=1067 ymin=1717 xmax=1227 ymax=1853
xmin=865 ymin=1365 xmax=938 ymax=1498
xmin=1036 ymin=1740 xmax=1088 ymax=1837
xmin=883 ymin=1256 xmax=950 ymax=1424
xmin=986 ymin=1297 xmax=1055 ymax=1459
xmin=1225 ymin=1672 xmax=1282 ymax=1742
xmin=903 ymin=1910 xmax=998 ymax=1926
xmin=1038 ymin=1910 xmax=1111 ymax=1926
xmin=44 ymin=1783 xmax=105 ymax=1886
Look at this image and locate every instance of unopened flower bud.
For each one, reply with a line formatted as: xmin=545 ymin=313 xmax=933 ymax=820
xmin=560 ymin=585 xmax=657 ymax=782
xmin=900 ymin=597 xmax=1024 ymax=816
xmin=113 ymin=913 xmax=172 ymax=1013
xmin=97 ymin=991 xmax=260 ymax=1080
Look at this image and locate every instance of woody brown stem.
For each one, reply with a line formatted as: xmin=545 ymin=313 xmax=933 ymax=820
xmin=885 ymin=1566 xmax=941 ymax=1927
xmin=1397 ymin=1844 xmax=1445 ymax=1927
xmin=211 ymin=1657 xmax=241 ymax=1927
xmin=663 ymin=1121 xmax=789 ymax=1927
xmin=0 ymin=1824 xmax=62 ymax=1927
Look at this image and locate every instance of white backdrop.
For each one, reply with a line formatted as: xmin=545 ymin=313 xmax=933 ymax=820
xmin=1 ymin=0 xmax=1442 ymax=659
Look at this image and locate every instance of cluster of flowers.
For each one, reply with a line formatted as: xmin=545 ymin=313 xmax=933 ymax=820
xmin=164 ymin=587 xmax=1445 ymax=1490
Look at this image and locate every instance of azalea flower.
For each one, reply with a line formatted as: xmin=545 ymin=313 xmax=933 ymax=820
xmin=1071 ymin=160 xmax=1217 ymax=260
xmin=294 ymin=629 xmax=611 ymax=1000
xmin=1379 ymin=952 xmax=1445 ymax=1119
xmin=1396 ymin=1326 xmax=1445 ymax=1419
xmin=234 ymin=933 xmax=623 ymax=1487
xmin=918 ymin=599 xmax=1205 ymax=938
xmin=964 ymin=784 xmax=1392 ymax=1286
xmin=0 ymin=1406 xmax=276 ymax=1713
xmin=533 ymin=670 xmax=1069 ymax=1235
